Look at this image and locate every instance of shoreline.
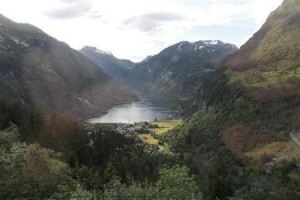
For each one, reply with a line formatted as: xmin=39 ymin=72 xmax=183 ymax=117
xmin=85 ymin=99 xmax=179 ymax=124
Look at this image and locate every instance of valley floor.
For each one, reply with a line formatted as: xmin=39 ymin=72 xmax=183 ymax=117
xmin=136 ymin=119 xmax=183 ymax=152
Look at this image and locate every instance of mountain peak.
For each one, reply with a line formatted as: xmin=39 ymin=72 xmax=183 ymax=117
xmin=198 ymin=40 xmax=220 ymax=46
xmin=80 ymin=46 xmax=135 ymax=82
xmin=81 ymin=46 xmax=112 ymax=56
xmin=0 ymin=15 xmax=135 ymax=119
xmin=174 ymin=40 xmax=237 ymax=53
xmin=130 ymin=40 xmax=237 ymax=97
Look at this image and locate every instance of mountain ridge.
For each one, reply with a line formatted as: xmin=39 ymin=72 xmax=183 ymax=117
xmin=221 ymin=0 xmax=300 ymax=100
xmin=80 ymin=46 xmax=135 ymax=83
xmin=129 ymin=40 xmax=238 ymax=98
xmin=0 ymin=14 xmax=135 ymax=119
xmin=196 ymin=0 xmax=300 ymax=158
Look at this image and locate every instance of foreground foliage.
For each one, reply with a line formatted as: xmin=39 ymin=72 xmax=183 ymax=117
xmin=0 ymin=125 xmax=91 ymax=199
xmin=0 ymin=100 xmax=200 ymax=198
xmin=104 ymin=165 xmax=201 ymax=199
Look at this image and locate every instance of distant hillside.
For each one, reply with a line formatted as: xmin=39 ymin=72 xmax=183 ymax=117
xmin=160 ymin=1 xmax=300 ymax=198
xmin=129 ymin=40 xmax=237 ymax=98
xmin=223 ymin=0 xmax=300 ymax=99
xmin=0 ymin=14 xmax=135 ymax=119
xmin=80 ymin=46 xmax=135 ymax=83
xmin=195 ymin=0 xmax=300 ymax=158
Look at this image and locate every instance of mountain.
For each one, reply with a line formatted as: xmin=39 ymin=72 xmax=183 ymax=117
xmin=80 ymin=46 xmax=135 ymax=83
xmin=196 ymin=0 xmax=300 ymax=158
xmin=223 ymin=0 xmax=300 ymax=99
xmin=129 ymin=40 xmax=237 ymax=98
xmin=161 ymin=1 xmax=300 ymax=197
xmin=0 ymin=14 xmax=135 ymax=119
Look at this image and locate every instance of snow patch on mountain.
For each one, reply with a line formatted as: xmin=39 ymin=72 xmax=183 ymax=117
xmin=203 ymin=40 xmax=219 ymax=46
xmin=177 ymin=42 xmax=183 ymax=51
xmin=78 ymin=97 xmax=93 ymax=107
xmin=95 ymin=49 xmax=112 ymax=55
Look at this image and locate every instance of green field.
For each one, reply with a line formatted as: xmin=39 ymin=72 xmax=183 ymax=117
xmin=137 ymin=134 xmax=159 ymax=145
xmin=150 ymin=119 xmax=182 ymax=135
xmin=245 ymin=142 xmax=288 ymax=160
xmin=226 ymin=68 xmax=300 ymax=89
xmin=245 ymin=141 xmax=300 ymax=161
xmin=137 ymin=119 xmax=182 ymax=152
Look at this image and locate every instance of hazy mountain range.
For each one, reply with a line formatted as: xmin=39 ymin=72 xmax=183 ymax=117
xmin=0 ymin=14 xmax=135 ymax=119
xmin=80 ymin=46 xmax=135 ymax=83
xmin=80 ymin=40 xmax=237 ymax=99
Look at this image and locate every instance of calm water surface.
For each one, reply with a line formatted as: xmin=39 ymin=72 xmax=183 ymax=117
xmin=87 ymin=99 xmax=178 ymax=124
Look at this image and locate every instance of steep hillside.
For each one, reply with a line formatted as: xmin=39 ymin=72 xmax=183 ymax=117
xmin=129 ymin=40 xmax=237 ymax=98
xmin=159 ymin=1 xmax=300 ymax=198
xmin=0 ymin=14 xmax=135 ymax=119
xmin=80 ymin=46 xmax=135 ymax=83
xmin=192 ymin=0 xmax=300 ymax=158
xmin=223 ymin=0 xmax=300 ymax=99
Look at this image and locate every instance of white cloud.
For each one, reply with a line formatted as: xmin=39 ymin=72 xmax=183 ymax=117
xmin=123 ymin=12 xmax=185 ymax=33
xmin=0 ymin=0 xmax=283 ymax=61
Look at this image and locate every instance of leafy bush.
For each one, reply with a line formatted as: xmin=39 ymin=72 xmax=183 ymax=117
xmin=0 ymin=128 xmax=90 ymax=199
xmin=103 ymin=165 xmax=202 ymax=199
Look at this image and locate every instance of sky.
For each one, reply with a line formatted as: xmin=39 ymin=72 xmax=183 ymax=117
xmin=0 ymin=0 xmax=283 ymax=61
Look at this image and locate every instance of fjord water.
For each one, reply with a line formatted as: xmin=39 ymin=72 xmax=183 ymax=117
xmin=87 ymin=98 xmax=178 ymax=124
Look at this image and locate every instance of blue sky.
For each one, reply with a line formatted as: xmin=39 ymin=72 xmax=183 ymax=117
xmin=184 ymin=18 xmax=257 ymax=44
xmin=0 ymin=0 xmax=283 ymax=61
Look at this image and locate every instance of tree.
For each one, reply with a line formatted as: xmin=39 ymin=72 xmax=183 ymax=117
xmin=102 ymin=165 xmax=202 ymax=199
xmin=154 ymin=165 xmax=201 ymax=199
xmin=37 ymin=115 xmax=88 ymax=163
xmin=0 ymin=128 xmax=90 ymax=199
xmin=103 ymin=177 xmax=152 ymax=199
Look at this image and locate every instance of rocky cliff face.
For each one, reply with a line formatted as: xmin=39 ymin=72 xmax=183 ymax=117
xmin=0 ymin=14 xmax=135 ymax=119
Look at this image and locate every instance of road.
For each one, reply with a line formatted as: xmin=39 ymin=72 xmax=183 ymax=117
xmin=290 ymin=131 xmax=300 ymax=147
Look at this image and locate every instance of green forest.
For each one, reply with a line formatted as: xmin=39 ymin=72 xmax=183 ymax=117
xmin=1 ymin=69 xmax=300 ymax=199
xmin=1 ymin=0 xmax=300 ymax=199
